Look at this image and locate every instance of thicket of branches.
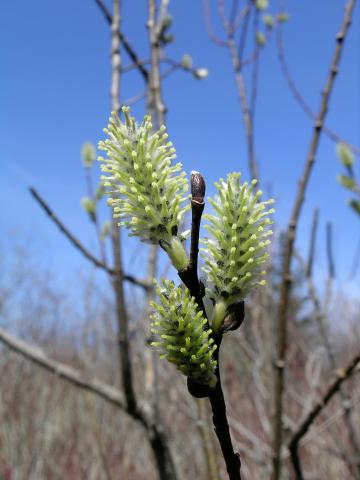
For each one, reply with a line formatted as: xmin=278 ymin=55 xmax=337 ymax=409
xmin=1 ymin=1 xmax=359 ymax=479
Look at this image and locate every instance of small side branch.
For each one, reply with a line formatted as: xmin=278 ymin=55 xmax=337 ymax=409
xmin=0 ymin=326 xmax=126 ymax=411
xmin=276 ymin=25 xmax=360 ymax=156
xmin=95 ymin=0 xmax=149 ymax=82
xmin=288 ymin=353 xmax=360 ymax=480
xmin=271 ymin=2 xmax=357 ymax=478
xmin=306 ymin=207 xmax=319 ymax=278
xmin=29 ymin=187 xmax=151 ymax=290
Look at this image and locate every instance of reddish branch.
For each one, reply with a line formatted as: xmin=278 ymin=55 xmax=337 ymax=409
xmin=288 ymin=353 xmax=360 ymax=479
xmin=271 ymin=2 xmax=357 ymax=479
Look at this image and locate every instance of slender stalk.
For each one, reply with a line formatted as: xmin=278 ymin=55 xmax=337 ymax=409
xmin=227 ymin=34 xmax=259 ymax=185
xmin=271 ymin=2 xmax=357 ymax=478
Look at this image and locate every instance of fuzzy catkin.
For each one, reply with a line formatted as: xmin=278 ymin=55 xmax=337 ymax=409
xmin=150 ymin=279 xmax=217 ymax=388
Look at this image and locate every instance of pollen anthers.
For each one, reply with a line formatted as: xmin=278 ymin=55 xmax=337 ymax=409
xmin=150 ymin=279 xmax=217 ymax=388
xmin=201 ymin=172 xmax=274 ymax=331
xmin=98 ymin=106 xmax=190 ymax=271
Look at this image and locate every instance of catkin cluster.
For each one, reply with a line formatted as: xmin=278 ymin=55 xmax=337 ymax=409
xmin=150 ymin=279 xmax=217 ymax=388
xmin=201 ymin=173 xmax=274 ymax=331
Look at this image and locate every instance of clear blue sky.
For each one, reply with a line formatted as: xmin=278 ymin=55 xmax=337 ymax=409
xmin=1 ymin=0 xmax=359 ymax=294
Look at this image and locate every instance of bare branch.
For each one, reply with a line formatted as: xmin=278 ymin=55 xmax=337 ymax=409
xmin=95 ymin=0 xmax=149 ymax=82
xmin=29 ymin=187 xmax=151 ymax=290
xmin=288 ymin=353 xmax=360 ymax=480
xmin=276 ymin=25 xmax=360 ymax=156
xmin=306 ymin=207 xmax=319 ymax=278
xmin=326 ymin=222 xmax=336 ymax=279
xmin=203 ymin=0 xmax=228 ymax=47
xmin=272 ymin=2 xmax=357 ymax=478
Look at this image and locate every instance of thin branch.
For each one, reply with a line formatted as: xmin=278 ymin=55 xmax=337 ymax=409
xmin=109 ymin=0 xmax=139 ymax=422
xmin=288 ymin=353 xmax=360 ymax=480
xmin=237 ymin=1 xmax=252 ymax=65
xmin=203 ymin=0 xmax=228 ymax=47
xmin=147 ymin=0 xmax=167 ymax=128
xmin=0 ymin=325 xmax=176 ymax=479
xmin=84 ymin=168 xmax=108 ymax=266
xmin=249 ymin=10 xmax=260 ymax=132
xmin=296 ymin=251 xmax=360 ymax=475
xmin=0 ymin=326 xmax=126 ymax=411
xmin=196 ymin=398 xmax=219 ymax=480
xmin=228 ymin=35 xmax=260 ymax=184
xmin=276 ymin=25 xmax=360 ymax=156
xmin=95 ymin=0 xmax=149 ymax=82
xmin=272 ymin=2 xmax=357 ymax=478
xmin=306 ymin=207 xmax=319 ymax=278
xmin=29 ymin=187 xmax=151 ymax=290
xmin=209 ymin=0 xmax=259 ymax=184
xmin=178 ymin=172 xmax=241 ymax=480
xmin=326 ymin=222 xmax=335 ymax=279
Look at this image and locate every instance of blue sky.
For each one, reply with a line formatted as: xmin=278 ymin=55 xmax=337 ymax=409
xmin=1 ymin=0 xmax=359 ymax=295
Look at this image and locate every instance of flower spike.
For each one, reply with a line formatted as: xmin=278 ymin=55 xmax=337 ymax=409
xmin=98 ymin=106 xmax=190 ymax=271
xmin=201 ymin=173 xmax=274 ymax=331
xmin=150 ymin=279 xmax=217 ymax=388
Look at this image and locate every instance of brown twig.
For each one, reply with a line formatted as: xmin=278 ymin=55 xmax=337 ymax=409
xmin=326 ymin=222 xmax=335 ymax=279
xmin=108 ymin=3 xmax=176 ymax=478
xmin=272 ymin=2 xmax=357 ymax=478
xmin=147 ymin=0 xmax=167 ymax=129
xmin=203 ymin=0 xmax=228 ymax=47
xmin=0 ymin=326 xmax=127 ymax=411
xmin=109 ymin=0 xmax=139 ymax=419
xmin=288 ymin=353 xmax=360 ymax=479
xmin=276 ymin=25 xmax=360 ymax=156
xmin=84 ymin=169 xmax=108 ymax=266
xmin=306 ymin=207 xmax=319 ymax=278
xmin=95 ymin=0 xmax=149 ymax=82
xmin=227 ymin=34 xmax=260 ymax=185
xmin=249 ymin=10 xmax=260 ymax=136
xmin=178 ymin=172 xmax=242 ymax=480
xmin=207 ymin=0 xmax=260 ymax=185
xmin=0 ymin=325 xmax=176 ymax=479
xmin=29 ymin=187 xmax=151 ymax=290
